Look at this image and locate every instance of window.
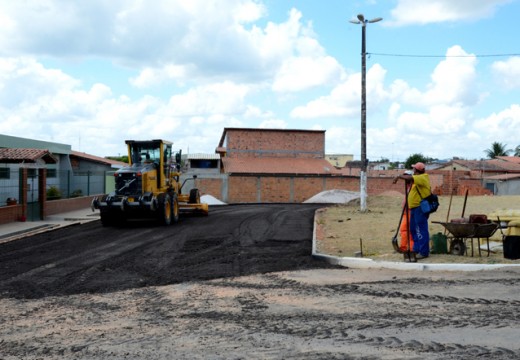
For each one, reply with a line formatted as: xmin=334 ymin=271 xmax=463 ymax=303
xmin=0 ymin=168 xmax=9 ymax=179
xmin=46 ymin=169 xmax=57 ymax=178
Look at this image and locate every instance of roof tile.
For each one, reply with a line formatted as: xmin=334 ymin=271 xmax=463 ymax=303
xmin=0 ymin=148 xmax=56 ymax=163
xmin=223 ymin=157 xmax=342 ymax=175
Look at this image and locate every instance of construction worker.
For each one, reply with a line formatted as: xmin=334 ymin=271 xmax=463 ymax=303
xmin=393 ymin=162 xmax=431 ymax=259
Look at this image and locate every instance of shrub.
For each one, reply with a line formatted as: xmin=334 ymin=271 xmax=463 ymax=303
xmin=70 ymin=189 xmax=83 ymax=198
xmin=46 ymin=186 xmax=62 ymax=200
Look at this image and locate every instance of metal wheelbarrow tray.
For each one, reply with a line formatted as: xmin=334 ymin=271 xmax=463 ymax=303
xmin=432 ymin=221 xmax=499 ymax=256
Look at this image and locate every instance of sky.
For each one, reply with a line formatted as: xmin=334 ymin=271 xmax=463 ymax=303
xmin=1 ymin=0 xmax=520 ymax=162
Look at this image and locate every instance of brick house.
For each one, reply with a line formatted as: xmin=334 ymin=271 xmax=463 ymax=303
xmin=436 ymin=158 xmax=520 ymax=195
xmin=191 ymin=128 xmax=520 ymax=203
xmin=192 ymin=128 xmax=354 ymax=203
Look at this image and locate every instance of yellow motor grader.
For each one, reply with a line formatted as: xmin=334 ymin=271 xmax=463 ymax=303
xmin=92 ymin=139 xmax=208 ymax=226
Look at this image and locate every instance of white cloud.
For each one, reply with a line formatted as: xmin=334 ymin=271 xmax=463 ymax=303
xmin=258 ymin=119 xmax=287 ymax=128
xmin=474 ymin=104 xmax=520 ymax=137
xmin=387 ymin=0 xmax=513 ymax=26
xmin=492 ymin=56 xmax=520 ymax=89
xmin=129 ymin=64 xmax=194 ymax=88
xmin=0 ymin=1 xmax=322 ymax=85
xmin=395 ymin=46 xmax=479 ymax=107
xmin=272 ymin=56 xmax=344 ymax=92
xmin=290 ymin=63 xmax=388 ymax=119
xmin=0 ymin=56 xmax=254 ymax=156
xmin=167 ymin=81 xmax=250 ymax=116
xmin=0 ymin=57 xmax=80 ymax=107
xmin=1 ymin=1 xmax=519 ymax=162
xmin=308 ymin=44 xmax=487 ymax=160
xmin=395 ymin=104 xmax=467 ymax=135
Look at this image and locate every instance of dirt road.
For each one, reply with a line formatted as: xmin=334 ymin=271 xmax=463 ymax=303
xmin=1 ymin=204 xmax=519 ymax=359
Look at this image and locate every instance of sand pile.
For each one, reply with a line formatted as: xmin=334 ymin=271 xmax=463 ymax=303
xmin=201 ymin=194 xmax=227 ymax=205
xmin=303 ymin=189 xmax=360 ymax=204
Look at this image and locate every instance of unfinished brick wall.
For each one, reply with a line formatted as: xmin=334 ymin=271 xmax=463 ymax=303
xmin=228 ymin=176 xmax=258 ymax=203
xmin=224 ymin=129 xmax=325 ymax=159
xmin=190 ymin=178 xmax=223 ymax=200
xmin=459 ymin=178 xmax=493 ymax=196
xmin=292 ymin=177 xmax=326 ymax=202
xmin=259 ymin=177 xmax=292 ymax=202
xmin=196 ymin=171 xmax=493 ymax=204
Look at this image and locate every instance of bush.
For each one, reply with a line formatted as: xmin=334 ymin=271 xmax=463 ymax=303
xmin=70 ymin=189 xmax=83 ymax=198
xmin=46 ymin=186 xmax=62 ymax=200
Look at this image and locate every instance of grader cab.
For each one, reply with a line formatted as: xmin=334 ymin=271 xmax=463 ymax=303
xmin=92 ymin=139 xmax=208 ymax=226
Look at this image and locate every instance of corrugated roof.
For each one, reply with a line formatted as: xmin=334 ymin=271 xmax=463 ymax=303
xmin=70 ymin=151 xmax=127 ymax=167
xmin=452 ymin=159 xmax=520 ymax=172
xmin=0 ymin=134 xmax=71 ymax=154
xmin=0 ymin=148 xmax=57 ymax=163
xmin=222 ymin=157 xmax=342 ymax=175
xmin=187 ymin=153 xmax=221 ymax=160
xmin=496 ymin=156 xmax=520 ymax=164
xmin=483 ymin=173 xmax=520 ymax=181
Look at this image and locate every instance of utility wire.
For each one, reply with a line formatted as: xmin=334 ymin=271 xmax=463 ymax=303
xmin=367 ymin=52 xmax=520 ymax=58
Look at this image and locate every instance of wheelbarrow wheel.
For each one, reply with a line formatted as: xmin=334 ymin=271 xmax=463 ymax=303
xmin=449 ymin=239 xmax=466 ymax=256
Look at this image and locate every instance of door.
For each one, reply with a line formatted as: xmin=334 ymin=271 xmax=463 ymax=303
xmin=26 ymin=169 xmax=41 ymax=221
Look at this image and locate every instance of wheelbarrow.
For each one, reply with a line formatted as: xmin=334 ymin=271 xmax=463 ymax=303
xmin=432 ymin=221 xmax=499 ymax=256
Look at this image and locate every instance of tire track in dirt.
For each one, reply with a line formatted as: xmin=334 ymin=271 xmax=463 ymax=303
xmin=200 ymin=273 xmax=520 ymax=359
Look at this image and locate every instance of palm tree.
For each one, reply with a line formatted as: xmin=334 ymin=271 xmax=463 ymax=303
xmin=484 ymin=142 xmax=511 ymax=159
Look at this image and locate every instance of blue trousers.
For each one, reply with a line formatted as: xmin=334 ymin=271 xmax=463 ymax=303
xmin=410 ymin=207 xmax=430 ymax=256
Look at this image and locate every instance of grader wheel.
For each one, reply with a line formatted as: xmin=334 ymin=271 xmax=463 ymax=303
xmin=172 ymin=193 xmax=179 ymax=223
xmin=158 ymin=193 xmax=172 ymax=226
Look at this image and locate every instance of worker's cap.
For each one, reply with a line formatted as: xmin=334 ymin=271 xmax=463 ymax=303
xmin=412 ymin=162 xmax=425 ymax=171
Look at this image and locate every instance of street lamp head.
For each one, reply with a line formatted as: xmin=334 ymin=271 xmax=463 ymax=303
xmin=351 ymin=14 xmax=382 ymax=26
xmin=368 ymin=17 xmax=383 ymax=23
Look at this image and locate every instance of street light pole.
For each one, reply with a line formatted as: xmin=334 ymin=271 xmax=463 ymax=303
xmin=349 ymin=14 xmax=382 ymax=212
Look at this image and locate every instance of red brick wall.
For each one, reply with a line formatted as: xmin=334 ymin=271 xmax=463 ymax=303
xmin=459 ymin=178 xmax=493 ymax=196
xmin=260 ymin=177 xmax=291 ymax=202
xmin=0 ymin=196 xmax=98 ymax=225
xmin=45 ymin=196 xmax=99 ymax=216
xmin=191 ymin=178 xmax=222 ymax=199
xmin=39 ymin=168 xmax=46 ymax=220
xmin=225 ymin=129 xmax=325 ymax=159
xmin=0 ymin=204 xmax=23 ymax=225
xmin=228 ymin=176 xmax=258 ymax=202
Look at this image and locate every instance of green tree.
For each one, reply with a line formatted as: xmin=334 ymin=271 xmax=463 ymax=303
xmin=515 ymin=145 xmax=520 ymax=157
xmin=484 ymin=142 xmax=511 ymax=159
xmin=404 ymin=153 xmax=428 ymax=169
xmin=106 ymin=155 xmax=129 ymax=163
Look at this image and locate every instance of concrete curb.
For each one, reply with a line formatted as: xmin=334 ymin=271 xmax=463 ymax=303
xmin=0 ymin=213 xmax=99 ymax=244
xmin=312 ymin=209 xmax=520 ymax=272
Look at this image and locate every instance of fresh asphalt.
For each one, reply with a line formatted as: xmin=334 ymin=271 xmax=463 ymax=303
xmin=1 ymin=206 xmax=518 ymax=271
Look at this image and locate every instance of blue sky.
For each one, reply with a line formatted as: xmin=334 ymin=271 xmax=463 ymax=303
xmin=1 ymin=0 xmax=520 ymax=162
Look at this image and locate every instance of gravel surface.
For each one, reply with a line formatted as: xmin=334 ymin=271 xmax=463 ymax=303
xmin=0 ymin=204 xmax=519 ymax=359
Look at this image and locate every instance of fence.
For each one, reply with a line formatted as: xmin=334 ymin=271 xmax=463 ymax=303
xmin=0 ymin=167 xmax=20 ymax=206
xmin=0 ymin=169 xmax=110 ymax=206
xmin=46 ymin=170 xmax=108 ymax=200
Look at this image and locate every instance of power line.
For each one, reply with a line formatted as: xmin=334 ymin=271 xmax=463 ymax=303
xmin=367 ymin=52 xmax=520 ymax=58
